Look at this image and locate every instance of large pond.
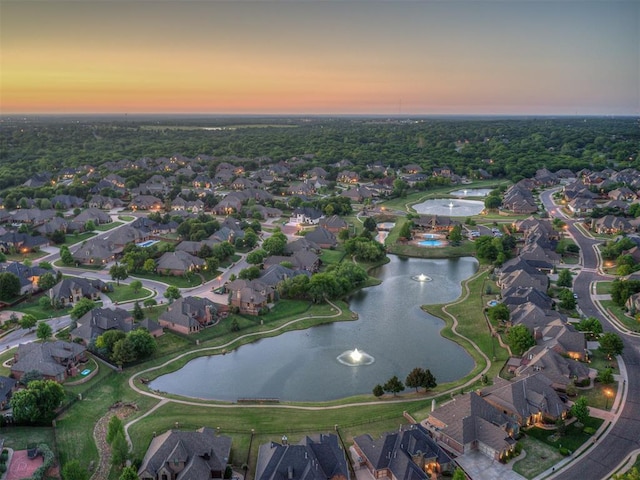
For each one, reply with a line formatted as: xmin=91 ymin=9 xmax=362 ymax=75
xmin=149 ymin=255 xmax=477 ymax=402
xmin=413 ymin=198 xmax=485 ymax=216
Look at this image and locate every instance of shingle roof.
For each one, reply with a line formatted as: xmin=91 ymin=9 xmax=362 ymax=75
xmin=138 ymin=428 xmax=231 ymax=479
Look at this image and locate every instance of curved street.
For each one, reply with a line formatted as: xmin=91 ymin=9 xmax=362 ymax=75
xmin=541 ymin=189 xmax=640 ymax=480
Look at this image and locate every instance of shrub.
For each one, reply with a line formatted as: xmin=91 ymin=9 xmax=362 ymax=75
xmin=0 ymin=464 xmax=6 ymax=474
xmin=559 ymin=447 xmax=571 ymax=456
xmin=583 ymin=427 xmax=596 ymax=435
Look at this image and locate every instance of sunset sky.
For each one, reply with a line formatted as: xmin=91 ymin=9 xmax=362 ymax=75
xmin=1 ymin=0 xmax=638 ymax=115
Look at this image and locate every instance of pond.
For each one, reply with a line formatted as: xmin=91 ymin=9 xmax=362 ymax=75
xmin=149 ymin=255 xmax=477 ymax=402
xmin=413 ymin=198 xmax=485 ymax=217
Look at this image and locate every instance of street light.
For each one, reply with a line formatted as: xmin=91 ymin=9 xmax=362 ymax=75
xmin=605 ymin=389 xmax=613 ymax=410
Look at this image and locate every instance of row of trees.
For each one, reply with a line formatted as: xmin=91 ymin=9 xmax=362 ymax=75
xmin=372 ymin=367 xmax=438 ymax=397
xmin=279 ymin=262 xmax=369 ymax=303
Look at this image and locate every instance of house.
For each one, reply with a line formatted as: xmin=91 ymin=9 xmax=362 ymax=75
xmin=74 ymin=207 xmax=113 ymax=225
xmin=319 ymin=215 xmax=348 ymax=233
xmin=337 ymin=170 xmax=360 ymax=183
xmin=157 ymin=251 xmax=205 ymax=276
xmin=1 ymin=262 xmax=53 ymax=295
xmin=71 ymin=238 xmax=117 ymax=265
xmin=284 ymin=238 xmax=321 ymax=255
xmin=71 ymin=307 xmax=135 ymax=345
xmin=87 ymin=195 xmax=124 ymax=210
xmin=138 ymin=318 xmax=164 ymax=338
xmin=130 ymin=195 xmax=163 ymax=211
xmin=340 ymin=186 xmax=374 ymax=202
xmin=258 ymin=264 xmax=311 ymax=287
xmin=227 ymin=279 xmax=275 ymax=315
xmin=423 ymin=392 xmax=518 ymax=461
xmin=591 ymin=215 xmax=634 ymax=235
xmin=608 ymin=187 xmax=637 ymax=202
xmin=304 ymin=227 xmax=337 ymax=249
xmin=263 ymin=250 xmax=321 ymax=273
xmin=567 ymin=197 xmax=596 ymax=215
xmin=0 ymin=376 xmax=17 ymax=410
xmin=37 ymin=216 xmax=83 ymax=236
xmin=158 ymin=296 xmax=218 ymax=334
xmin=292 ymin=207 xmax=324 ymax=225
xmin=0 ymin=231 xmax=50 ymax=253
xmin=515 ymin=346 xmax=591 ymax=391
xmin=49 ymin=277 xmax=110 ymax=307
xmin=11 ymin=341 xmax=87 ymax=382
xmin=413 ymin=215 xmax=459 ymax=233
xmin=353 ymin=424 xmax=452 ymax=479
xmin=480 ymin=374 xmax=569 ymax=426
xmin=138 ymin=427 xmax=232 ymax=480
xmin=256 ymin=434 xmax=349 ymax=480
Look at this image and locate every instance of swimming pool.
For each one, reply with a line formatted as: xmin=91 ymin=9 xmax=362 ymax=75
xmin=418 ymin=239 xmax=444 ymax=247
xmin=136 ymin=240 xmax=160 ymax=248
xmin=81 ymin=369 xmax=91 ymax=376
xmin=488 ymin=300 xmax=500 ymax=307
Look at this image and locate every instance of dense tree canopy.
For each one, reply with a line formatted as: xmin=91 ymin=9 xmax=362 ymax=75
xmin=10 ymin=379 xmax=65 ymax=424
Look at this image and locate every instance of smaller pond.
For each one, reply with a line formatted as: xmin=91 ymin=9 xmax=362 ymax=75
xmin=449 ymin=188 xmax=494 ymax=197
xmin=413 ymin=198 xmax=485 ymax=217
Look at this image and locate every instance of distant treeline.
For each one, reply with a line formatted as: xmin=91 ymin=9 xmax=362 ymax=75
xmin=0 ymin=116 xmax=638 ymax=193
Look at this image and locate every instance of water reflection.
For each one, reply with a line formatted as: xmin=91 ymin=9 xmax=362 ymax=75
xmin=150 ymin=255 xmax=477 ymax=401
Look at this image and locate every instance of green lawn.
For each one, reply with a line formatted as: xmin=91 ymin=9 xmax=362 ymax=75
xmin=0 ymin=426 xmax=56 ymax=450
xmin=63 ymin=232 xmax=97 ymax=245
xmin=415 ymin=269 xmax=510 ymax=421
xmin=94 ymin=221 xmax=123 ymax=231
xmin=595 ymin=281 xmax=613 ymax=295
xmin=5 ymin=250 xmax=49 ymax=262
xmin=600 ymin=300 xmax=639 ymax=331
xmin=588 ymin=348 xmax=619 ymax=373
xmin=320 ymin=248 xmax=347 ymax=265
xmin=105 ymin=283 xmax=153 ymax=303
xmin=512 ymin=435 xmax=564 ymax=479
xmin=387 ymin=240 xmax=477 ymax=259
xmin=524 ymin=416 xmax=604 ymax=453
xmin=9 ymin=297 xmax=71 ymax=320
xmin=130 ymin=272 xmax=202 ymax=288
xmin=579 ymin=382 xmax=618 ymax=410
xmin=118 ymin=215 xmax=135 ymax=221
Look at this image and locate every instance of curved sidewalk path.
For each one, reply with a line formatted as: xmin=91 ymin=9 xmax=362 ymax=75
xmin=124 ymin=274 xmax=495 ymax=446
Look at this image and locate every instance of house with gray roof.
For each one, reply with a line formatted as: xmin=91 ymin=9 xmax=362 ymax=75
xmin=157 ymin=251 xmax=205 ymax=276
xmin=423 ymin=392 xmax=518 ymax=461
xmin=71 ymin=307 xmax=135 ymax=345
xmin=481 ymin=374 xmax=569 ymax=426
xmin=158 ymin=296 xmax=217 ymax=335
xmin=227 ymin=279 xmax=275 ymax=315
xmin=74 ymin=207 xmax=113 ymax=225
xmin=71 ymin=238 xmax=118 ymax=265
xmin=263 ymin=250 xmax=320 ymax=273
xmin=11 ymin=341 xmax=87 ymax=383
xmin=138 ymin=427 xmax=231 ymax=480
xmin=256 ymin=434 xmax=349 ymax=480
xmin=319 ymin=215 xmax=348 ymax=233
xmin=304 ymin=227 xmax=337 ymax=249
xmin=514 ymin=346 xmax=590 ymax=391
xmin=354 ymin=424 xmax=452 ymax=479
xmin=49 ymin=276 xmax=110 ymax=307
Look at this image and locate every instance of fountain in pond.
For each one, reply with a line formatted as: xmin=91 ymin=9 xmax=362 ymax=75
xmin=411 ymin=273 xmax=433 ymax=282
xmin=448 ymin=201 xmax=455 ymax=209
xmin=463 ymin=189 xmax=468 ymax=196
xmin=337 ymin=348 xmax=375 ymax=366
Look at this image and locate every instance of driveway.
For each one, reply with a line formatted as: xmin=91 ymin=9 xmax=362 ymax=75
xmin=455 ymin=451 xmax=525 ymax=480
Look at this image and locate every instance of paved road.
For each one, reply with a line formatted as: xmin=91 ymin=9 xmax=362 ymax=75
xmin=541 ymin=189 xmax=640 ymax=480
